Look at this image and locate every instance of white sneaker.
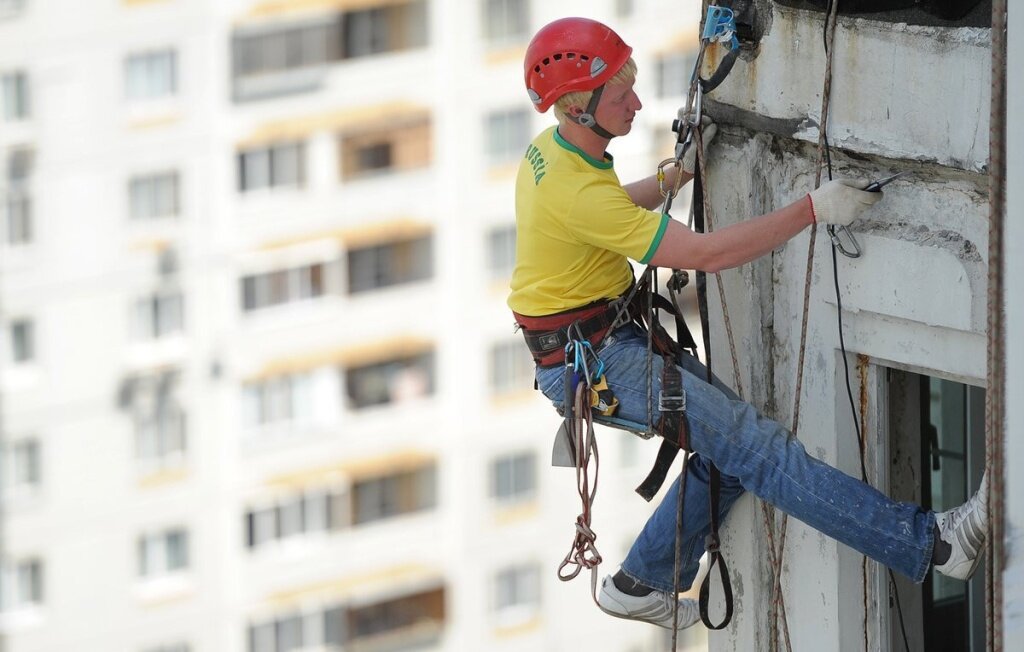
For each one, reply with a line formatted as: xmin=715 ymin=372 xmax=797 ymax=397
xmin=597 ymin=574 xmax=700 ymax=631
xmin=934 ymin=474 xmax=988 ymax=581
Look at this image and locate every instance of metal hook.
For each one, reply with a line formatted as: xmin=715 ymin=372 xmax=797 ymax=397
xmin=827 ymin=225 xmax=862 ymax=258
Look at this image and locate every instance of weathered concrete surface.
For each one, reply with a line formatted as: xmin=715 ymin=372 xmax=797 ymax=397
xmin=707 ymin=3 xmax=991 ymax=171
xmin=702 ymin=118 xmax=988 ymax=650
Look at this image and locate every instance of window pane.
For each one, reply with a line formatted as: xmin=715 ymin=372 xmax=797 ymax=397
xmin=166 ymin=530 xmax=188 ymax=571
xmin=11 ymin=319 xmax=34 ymax=363
xmin=487 ymin=224 xmax=516 ymax=278
xmin=126 ymin=50 xmax=177 ymax=100
xmin=1 ymin=71 xmax=29 ymax=120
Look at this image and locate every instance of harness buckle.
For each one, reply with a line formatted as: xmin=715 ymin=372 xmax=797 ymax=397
xmin=658 ymin=388 xmax=686 ymax=412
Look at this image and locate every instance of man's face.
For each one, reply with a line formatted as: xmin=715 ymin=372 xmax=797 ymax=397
xmin=593 ymin=79 xmax=642 ymax=137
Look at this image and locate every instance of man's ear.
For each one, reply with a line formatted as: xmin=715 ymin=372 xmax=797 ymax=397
xmin=566 ymin=105 xmax=583 ymax=118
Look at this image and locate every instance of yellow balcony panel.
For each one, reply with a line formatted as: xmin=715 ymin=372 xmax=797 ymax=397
xmin=238 ymin=102 xmax=430 ymax=149
xmin=265 ymin=448 xmax=435 ymax=490
xmin=244 ymin=0 xmax=415 ymax=22
xmin=266 ymin=562 xmax=441 ymax=609
xmin=244 ymin=334 xmax=433 ymax=382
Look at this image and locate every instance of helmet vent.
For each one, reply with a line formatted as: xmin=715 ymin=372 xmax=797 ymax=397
xmin=567 ymin=52 xmax=576 ymax=59
xmin=553 ymin=53 xmax=562 ymax=61
xmin=542 ymin=57 xmax=550 ymax=65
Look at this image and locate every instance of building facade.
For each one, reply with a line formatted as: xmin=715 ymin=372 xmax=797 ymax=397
xmin=0 ymin=1 xmax=714 ymax=651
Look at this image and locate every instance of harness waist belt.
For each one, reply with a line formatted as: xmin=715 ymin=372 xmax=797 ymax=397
xmin=514 ymin=300 xmax=623 ymax=367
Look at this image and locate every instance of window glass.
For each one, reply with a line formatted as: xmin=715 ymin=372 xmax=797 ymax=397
xmin=345 ymin=351 xmax=434 ymax=409
xmin=485 ymin=109 xmax=530 ymax=165
xmin=347 ymin=235 xmax=432 ymax=294
xmin=1 ymin=71 xmax=29 ymax=120
xmin=125 ymin=50 xmax=177 ymax=100
xmin=483 ymin=0 xmax=529 ymax=43
xmin=487 ymin=224 xmax=516 ymax=279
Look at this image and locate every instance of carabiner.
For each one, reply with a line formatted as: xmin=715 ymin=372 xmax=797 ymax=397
xmin=827 ymin=225 xmax=863 ymax=259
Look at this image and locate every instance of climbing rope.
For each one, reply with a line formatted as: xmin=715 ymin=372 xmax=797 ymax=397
xmin=761 ymin=2 xmax=843 ymax=650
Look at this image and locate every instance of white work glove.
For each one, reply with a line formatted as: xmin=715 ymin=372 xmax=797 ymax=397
xmin=680 ymin=114 xmax=718 ymax=174
xmin=806 ymin=179 xmax=883 ymax=226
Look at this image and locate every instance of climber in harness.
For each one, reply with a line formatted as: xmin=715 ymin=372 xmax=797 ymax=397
xmin=508 ymin=16 xmax=990 ymax=633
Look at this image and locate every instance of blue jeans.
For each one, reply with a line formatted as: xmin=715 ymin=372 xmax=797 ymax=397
xmin=535 ymin=323 xmax=935 ymax=593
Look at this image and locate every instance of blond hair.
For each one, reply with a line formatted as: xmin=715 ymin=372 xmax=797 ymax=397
xmin=553 ymin=57 xmax=637 ymax=122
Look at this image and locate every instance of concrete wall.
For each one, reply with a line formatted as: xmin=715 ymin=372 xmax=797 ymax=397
xmin=697 ymin=4 xmax=992 ymax=650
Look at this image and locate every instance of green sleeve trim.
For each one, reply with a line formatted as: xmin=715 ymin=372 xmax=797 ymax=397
xmin=640 ymin=213 xmax=670 ymax=264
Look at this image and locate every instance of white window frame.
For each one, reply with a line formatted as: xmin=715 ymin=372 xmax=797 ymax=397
xmin=489 ymin=339 xmax=533 ymax=395
xmin=129 ymin=171 xmax=180 ymax=220
xmin=1 ymin=558 xmax=43 ymax=610
xmin=9 ymin=317 xmax=34 ymax=364
xmin=1 ymin=70 xmax=29 ymax=121
xmin=132 ymin=288 xmax=184 ymax=340
xmin=125 ymin=49 xmax=178 ymax=101
xmin=490 ymin=451 xmax=536 ymax=504
xmin=485 ymin=108 xmax=530 ymax=165
xmin=493 ymin=563 xmax=540 ymax=624
xmin=138 ymin=528 xmax=189 ymax=578
xmin=483 ymin=0 xmax=529 ymax=44
xmin=486 ymin=223 xmax=516 ymax=279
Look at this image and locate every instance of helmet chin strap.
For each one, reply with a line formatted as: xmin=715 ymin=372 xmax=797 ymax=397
xmin=572 ymin=84 xmax=616 ymax=139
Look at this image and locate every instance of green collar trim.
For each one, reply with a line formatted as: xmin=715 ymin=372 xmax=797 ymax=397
xmin=553 ymin=128 xmax=613 ymax=169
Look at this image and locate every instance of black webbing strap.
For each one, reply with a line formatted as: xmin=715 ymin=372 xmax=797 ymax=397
xmin=692 ymin=153 xmax=733 ymax=630
xmin=635 ymin=361 xmax=689 ymax=502
xmin=699 ymin=465 xmax=733 ymax=629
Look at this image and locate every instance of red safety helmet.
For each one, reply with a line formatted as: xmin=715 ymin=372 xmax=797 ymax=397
xmin=524 ymin=17 xmax=633 ymax=113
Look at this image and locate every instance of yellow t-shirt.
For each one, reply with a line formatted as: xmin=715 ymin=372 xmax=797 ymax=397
xmin=507 ymin=126 xmax=669 ymax=316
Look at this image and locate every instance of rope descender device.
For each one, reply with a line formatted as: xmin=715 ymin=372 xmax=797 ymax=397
xmin=659 ymin=4 xmax=742 ymax=211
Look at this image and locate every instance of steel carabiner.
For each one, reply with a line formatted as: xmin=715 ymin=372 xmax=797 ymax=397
xmin=827 ymin=225 xmax=862 ymax=258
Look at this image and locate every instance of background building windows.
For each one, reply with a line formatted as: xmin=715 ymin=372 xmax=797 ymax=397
xmin=347 ymin=235 xmax=432 ymax=294
xmin=141 ymin=643 xmax=190 ymax=652
xmin=656 ymin=50 xmax=696 ymax=98
xmin=483 ymin=0 xmax=529 ymax=44
xmin=1 ymin=558 xmax=43 ymax=609
xmin=339 ymin=116 xmax=432 ymax=179
xmin=486 ymin=224 xmax=516 ymax=279
xmin=351 ymin=464 xmax=436 ymax=525
xmin=488 ymin=339 xmax=533 ymax=395
xmin=125 ymin=49 xmax=177 ymax=100
xmin=119 ymin=371 xmax=187 ymax=466
xmin=345 ymin=350 xmax=434 ymax=409
xmin=244 ymin=489 xmax=344 ymax=550
xmin=129 ymin=171 xmax=179 ymax=220
xmin=341 ymin=1 xmax=428 ymax=58
xmin=485 ymin=108 xmax=530 ymax=165
xmin=490 ymin=451 xmax=536 ymax=503
xmin=494 ymin=563 xmax=540 ymax=616
xmin=138 ymin=528 xmax=189 ymax=578
xmin=133 ymin=289 xmax=184 ymax=340
xmin=1 ymin=70 xmax=29 ymax=120
xmin=9 ymin=318 xmax=34 ymax=363
xmin=6 ymin=438 xmax=41 ymax=493
xmin=240 ymin=263 xmax=326 ymax=312
xmin=3 ymin=147 xmax=33 ymax=246
xmin=237 ymin=141 xmax=305 ymax=192
xmin=242 ymin=372 xmax=314 ymax=428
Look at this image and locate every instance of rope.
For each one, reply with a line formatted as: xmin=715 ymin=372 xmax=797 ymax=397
xmin=985 ymin=1 xmax=1007 ymax=650
xmin=763 ymin=3 xmax=842 ymax=650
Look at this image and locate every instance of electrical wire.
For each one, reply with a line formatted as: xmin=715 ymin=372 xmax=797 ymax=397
xmin=820 ymin=4 xmax=911 ymax=643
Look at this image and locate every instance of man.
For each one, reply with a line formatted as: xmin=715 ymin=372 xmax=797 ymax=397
xmin=508 ymin=17 xmax=988 ymax=631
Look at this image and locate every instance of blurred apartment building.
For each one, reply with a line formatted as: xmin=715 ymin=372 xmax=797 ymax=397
xmin=0 ymin=1 xmax=704 ymax=650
